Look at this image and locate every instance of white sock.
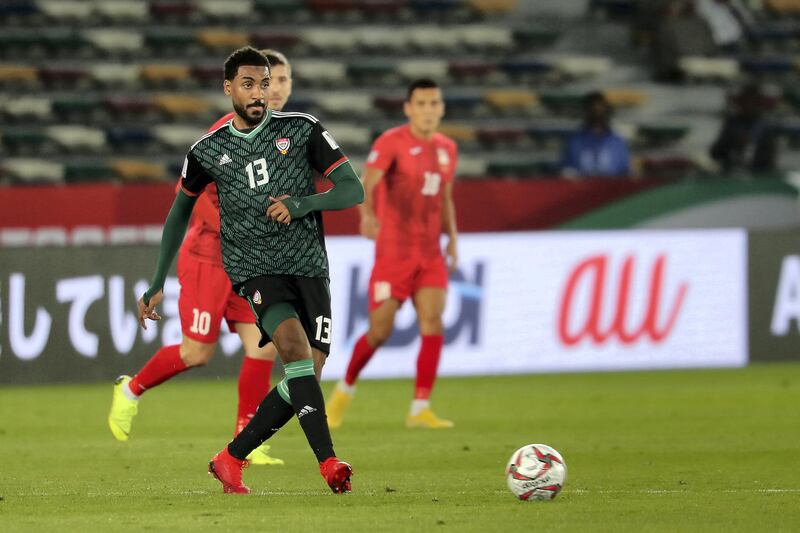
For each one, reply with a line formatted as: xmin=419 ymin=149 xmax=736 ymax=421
xmin=337 ymin=381 xmax=355 ymax=395
xmin=410 ymin=399 xmax=429 ymax=416
xmin=122 ymin=382 xmax=140 ymax=401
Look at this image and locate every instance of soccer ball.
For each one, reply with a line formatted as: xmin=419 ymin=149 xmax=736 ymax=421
xmin=505 ymin=444 xmax=567 ymax=501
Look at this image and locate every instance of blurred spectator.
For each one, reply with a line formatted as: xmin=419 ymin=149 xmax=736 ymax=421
xmin=710 ymin=83 xmax=779 ymax=175
xmin=651 ymin=0 xmax=716 ymax=81
xmin=560 ymin=91 xmax=631 ymax=178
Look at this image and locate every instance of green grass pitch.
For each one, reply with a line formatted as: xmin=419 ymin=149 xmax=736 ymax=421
xmin=1 ymin=364 xmax=799 ymax=532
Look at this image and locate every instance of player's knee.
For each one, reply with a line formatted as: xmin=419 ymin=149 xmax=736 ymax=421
xmin=276 ymin=337 xmax=311 ymax=363
xmin=418 ymin=317 xmax=444 ymax=335
xmin=367 ymin=325 xmax=393 ymax=347
xmin=179 ymin=340 xmax=215 ymax=367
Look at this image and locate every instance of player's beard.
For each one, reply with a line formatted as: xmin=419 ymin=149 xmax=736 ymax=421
xmin=234 ymin=101 xmax=266 ymax=127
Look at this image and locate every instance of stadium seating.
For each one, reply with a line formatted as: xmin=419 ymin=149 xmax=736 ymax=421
xmin=1 ymin=0 xmax=798 ymax=183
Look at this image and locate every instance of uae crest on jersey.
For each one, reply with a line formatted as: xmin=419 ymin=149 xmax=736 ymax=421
xmin=276 ymin=137 xmax=290 ymax=155
xmin=253 ymin=290 xmax=262 ymax=305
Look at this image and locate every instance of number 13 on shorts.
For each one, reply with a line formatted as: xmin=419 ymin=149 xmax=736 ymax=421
xmin=315 ymin=315 xmax=332 ymax=344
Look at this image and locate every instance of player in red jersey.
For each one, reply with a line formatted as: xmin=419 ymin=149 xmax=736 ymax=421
xmin=108 ymin=51 xmax=293 ymax=464
xmin=327 ymin=79 xmax=459 ymax=429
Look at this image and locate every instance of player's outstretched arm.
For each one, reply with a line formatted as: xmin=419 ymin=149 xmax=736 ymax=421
xmin=138 ymin=189 xmax=197 ymax=327
xmin=267 ymin=162 xmax=364 ymax=223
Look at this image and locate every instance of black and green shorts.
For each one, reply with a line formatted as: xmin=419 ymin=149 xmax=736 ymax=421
xmin=235 ymin=275 xmax=332 ymax=355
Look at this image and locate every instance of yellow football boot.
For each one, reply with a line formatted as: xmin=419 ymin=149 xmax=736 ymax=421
xmin=108 ymin=375 xmax=139 ymax=441
xmin=246 ymin=443 xmax=285 ymax=466
xmin=405 ymin=408 xmax=454 ymax=429
xmin=326 ymin=384 xmax=354 ymax=429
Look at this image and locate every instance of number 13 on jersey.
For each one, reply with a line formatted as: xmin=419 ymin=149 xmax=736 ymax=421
xmin=246 ymin=158 xmax=269 ymax=188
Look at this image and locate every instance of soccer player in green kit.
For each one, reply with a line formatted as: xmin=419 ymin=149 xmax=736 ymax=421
xmin=137 ymin=47 xmax=363 ymax=494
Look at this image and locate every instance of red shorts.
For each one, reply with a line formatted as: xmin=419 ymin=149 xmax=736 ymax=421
xmin=367 ymin=254 xmax=448 ymax=311
xmin=177 ymin=251 xmax=255 ymax=343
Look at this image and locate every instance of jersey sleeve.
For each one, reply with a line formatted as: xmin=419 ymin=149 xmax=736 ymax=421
xmin=180 ymin=150 xmax=213 ymax=197
xmin=308 ymin=120 xmax=349 ymax=178
xmin=365 ymin=132 xmax=396 ymax=173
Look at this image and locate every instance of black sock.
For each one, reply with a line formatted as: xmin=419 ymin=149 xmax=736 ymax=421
xmin=287 ymin=375 xmax=336 ymax=463
xmin=227 ymin=386 xmax=294 ymax=460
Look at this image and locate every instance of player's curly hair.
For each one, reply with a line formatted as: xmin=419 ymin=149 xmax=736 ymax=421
xmin=224 ymin=46 xmax=270 ymax=81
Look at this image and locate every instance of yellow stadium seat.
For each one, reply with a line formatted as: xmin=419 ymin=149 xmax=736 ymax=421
xmin=141 ymin=64 xmax=192 ymax=85
xmin=111 ymin=160 xmax=168 ymax=182
xmin=482 ymin=89 xmax=538 ymax=111
xmin=468 ymin=0 xmax=517 ymax=14
xmin=153 ymin=94 xmax=212 ymax=117
xmin=196 ymin=29 xmax=249 ymax=50
xmin=0 ymin=65 xmax=38 ymax=84
xmin=438 ymin=123 xmax=477 ymax=143
xmin=603 ymin=88 xmax=648 ymax=108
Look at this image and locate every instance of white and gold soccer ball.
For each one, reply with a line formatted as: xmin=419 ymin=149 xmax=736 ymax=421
xmin=505 ymin=444 xmax=567 ymax=501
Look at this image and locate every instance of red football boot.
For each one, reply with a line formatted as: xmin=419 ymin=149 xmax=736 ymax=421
xmin=319 ymin=457 xmax=353 ymax=494
xmin=208 ymin=448 xmax=250 ymax=494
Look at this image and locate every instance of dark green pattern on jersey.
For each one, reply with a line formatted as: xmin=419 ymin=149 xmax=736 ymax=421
xmin=186 ymin=111 xmax=341 ymax=284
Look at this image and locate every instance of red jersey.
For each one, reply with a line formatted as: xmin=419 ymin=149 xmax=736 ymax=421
xmin=180 ymin=112 xmax=235 ymax=264
xmin=366 ymin=124 xmax=457 ymax=259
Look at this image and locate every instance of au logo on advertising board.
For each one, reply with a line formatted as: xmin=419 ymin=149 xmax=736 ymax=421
xmin=558 ymin=253 xmax=689 ymax=346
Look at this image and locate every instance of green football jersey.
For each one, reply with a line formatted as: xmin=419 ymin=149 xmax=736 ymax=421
xmin=180 ymin=110 xmax=350 ymax=284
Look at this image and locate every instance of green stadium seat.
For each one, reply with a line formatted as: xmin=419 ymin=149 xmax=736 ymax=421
xmin=144 ymin=28 xmax=197 ymax=53
xmin=52 ymin=96 xmax=103 ymax=120
xmin=2 ymin=128 xmax=54 ymax=154
xmin=636 ymin=124 xmax=690 ymax=147
xmin=64 ymin=161 xmax=115 ymax=183
xmin=347 ymin=59 xmax=398 ymax=85
xmin=512 ymin=27 xmax=560 ymax=49
xmin=254 ymin=0 xmax=307 ymax=20
xmin=4 ymin=158 xmax=64 ymax=183
xmin=91 ymin=64 xmax=141 ymax=87
xmin=141 ymin=64 xmax=192 ymax=87
xmin=47 ymin=125 xmax=107 ymax=152
xmin=197 ymin=29 xmax=249 ymax=51
xmin=250 ymin=30 xmax=304 ymax=50
xmin=153 ymin=94 xmax=212 ymax=118
xmin=487 ymin=158 xmax=555 ymax=176
xmin=37 ymin=0 xmax=93 ymax=20
xmin=197 ymin=0 xmax=253 ymax=19
xmin=0 ymin=32 xmax=41 ymax=58
xmin=3 ymin=97 xmax=52 ymax=120
xmin=482 ymin=89 xmax=538 ymax=113
xmin=94 ymin=1 xmax=148 ymax=22
xmin=42 ymin=29 xmax=90 ymax=56
xmin=111 ymin=160 xmax=168 ymax=182
xmin=83 ymin=29 xmax=144 ymax=55
xmin=538 ymin=91 xmax=584 ymax=115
